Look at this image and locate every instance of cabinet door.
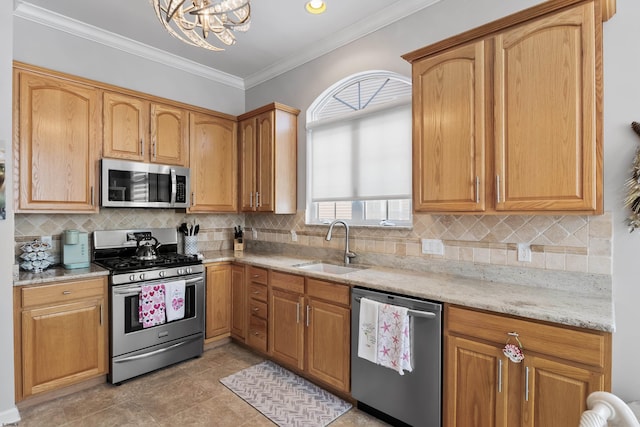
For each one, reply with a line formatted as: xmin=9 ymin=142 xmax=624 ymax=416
xmin=16 ymin=71 xmax=99 ymax=212
xmin=230 ymin=264 xmax=246 ymax=341
xmin=413 ymin=41 xmax=486 ymax=212
xmin=256 ymin=110 xmax=275 ymax=212
xmin=494 ymin=2 xmax=599 ymax=212
xmin=269 ymin=288 xmax=304 ymax=370
xmin=189 ymin=112 xmax=237 ymax=212
xmin=22 ymin=298 xmax=105 ymax=397
xmin=205 ymin=263 xmax=231 ymax=339
xmin=238 ymin=118 xmax=257 ymax=211
xmin=445 ymin=335 xmax=509 ymax=427
xmin=306 ymin=298 xmax=350 ymax=392
xmin=103 ymin=92 xmax=149 ymax=162
xmin=522 ymin=355 xmax=604 ymax=427
xmin=150 ymin=103 xmax=189 ymax=166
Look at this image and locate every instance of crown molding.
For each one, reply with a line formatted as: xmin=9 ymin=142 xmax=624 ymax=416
xmin=13 ymin=2 xmax=245 ymax=90
xmin=244 ymin=0 xmax=441 ymax=89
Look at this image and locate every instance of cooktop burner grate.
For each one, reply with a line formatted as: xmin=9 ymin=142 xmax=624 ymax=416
xmin=94 ymin=253 xmax=200 ymax=273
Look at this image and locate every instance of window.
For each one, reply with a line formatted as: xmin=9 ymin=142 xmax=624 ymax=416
xmin=306 ymin=70 xmax=412 ymax=227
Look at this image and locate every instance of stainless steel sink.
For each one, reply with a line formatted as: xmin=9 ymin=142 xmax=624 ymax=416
xmin=293 ymin=261 xmax=367 ymax=275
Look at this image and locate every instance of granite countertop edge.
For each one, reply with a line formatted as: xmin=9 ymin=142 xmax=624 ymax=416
xmin=14 ymin=251 xmax=614 ymax=333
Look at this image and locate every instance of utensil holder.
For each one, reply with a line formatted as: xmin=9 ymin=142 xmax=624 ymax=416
xmin=234 ymin=238 xmax=244 ymax=251
xmin=184 ymin=236 xmax=198 ymax=255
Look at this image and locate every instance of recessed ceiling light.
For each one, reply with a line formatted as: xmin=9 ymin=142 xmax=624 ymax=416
xmin=306 ymin=0 xmax=326 ymax=14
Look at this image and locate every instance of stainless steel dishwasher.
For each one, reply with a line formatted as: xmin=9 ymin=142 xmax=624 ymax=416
xmin=351 ymin=287 xmax=442 ymax=427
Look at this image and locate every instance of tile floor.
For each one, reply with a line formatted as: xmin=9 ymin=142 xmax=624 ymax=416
xmin=16 ymin=343 xmax=389 ymax=427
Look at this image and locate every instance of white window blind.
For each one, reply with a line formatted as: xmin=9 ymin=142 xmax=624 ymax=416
xmin=310 ymin=103 xmax=412 ymax=202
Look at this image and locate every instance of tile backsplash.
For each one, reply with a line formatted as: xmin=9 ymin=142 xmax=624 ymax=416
xmin=246 ymin=211 xmax=613 ymax=276
xmin=15 ymin=209 xmax=613 ymax=277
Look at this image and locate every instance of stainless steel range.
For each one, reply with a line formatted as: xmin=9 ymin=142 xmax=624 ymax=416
xmin=93 ymin=228 xmax=204 ymax=384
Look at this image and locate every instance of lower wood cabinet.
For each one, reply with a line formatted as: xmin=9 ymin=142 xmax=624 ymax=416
xmin=444 ymin=305 xmax=611 ymax=427
xmin=269 ymin=271 xmax=351 ymax=393
xmin=230 ymin=263 xmax=247 ymax=341
xmin=205 ymin=262 xmax=231 ymax=341
xmin=14 ymin=277 xmax=108 ymax=401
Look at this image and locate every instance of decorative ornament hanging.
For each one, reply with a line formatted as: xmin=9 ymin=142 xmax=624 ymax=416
xmin=624 ymin=122 xmax=640 ymax=232
xmin=503 ymin=332 xmax=525 ymax=363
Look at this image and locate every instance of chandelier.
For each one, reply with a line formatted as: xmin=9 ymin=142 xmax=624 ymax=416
xmin=151 ymin=0 xmax=251 ymax=51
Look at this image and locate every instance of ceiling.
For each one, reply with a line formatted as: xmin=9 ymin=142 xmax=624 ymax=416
xmin=13 ymin=0 xmax=441 ymax=89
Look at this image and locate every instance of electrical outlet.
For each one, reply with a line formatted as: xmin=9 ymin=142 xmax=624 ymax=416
xmin=290 ymin=230 xmax=298 ymax=242
xmin=252 ymin=229 xmax=258 ymax=239
xmin=421 ymin=239 xmax=444 ymax=255
xmin=41 ymin=235 xmax=52 ymax=246
xmin=517 ymin=243 xmax=532 ymax=262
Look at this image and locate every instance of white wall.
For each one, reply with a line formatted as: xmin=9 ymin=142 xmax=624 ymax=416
xmin=0 ymin=1 xmax=19 ymax=425
xmin=246 ymin=0 xmax=640 ymax=401
xmin=13 ymin=17 xmax=246 ymax=115
xmin=603 ymin=0 xmax=640 ymax=401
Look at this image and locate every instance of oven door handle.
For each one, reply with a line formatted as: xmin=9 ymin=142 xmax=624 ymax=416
xmin=113 ymin=277 xmax=203 ymax=295
xmin=113 ymin=335 xmax=202 ymax=363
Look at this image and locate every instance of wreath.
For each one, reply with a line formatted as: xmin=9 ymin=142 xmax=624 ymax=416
xmin=625 ymin=122 xmax=640 ymax=232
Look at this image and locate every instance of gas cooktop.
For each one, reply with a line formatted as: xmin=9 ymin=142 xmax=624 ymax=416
xmin=94 ymin=253 xmax=201 ymax=273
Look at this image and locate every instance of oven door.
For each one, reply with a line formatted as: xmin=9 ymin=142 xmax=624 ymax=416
xmin=111 ymin=274 xmax=204 ymax=358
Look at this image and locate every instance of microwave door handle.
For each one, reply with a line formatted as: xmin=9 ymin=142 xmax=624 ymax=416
xmin=170 ymin=169 xmax=177 ymax=205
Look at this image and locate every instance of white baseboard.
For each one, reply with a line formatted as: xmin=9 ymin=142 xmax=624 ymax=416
xmin=0 ymin=406 xmax=20 ymax=426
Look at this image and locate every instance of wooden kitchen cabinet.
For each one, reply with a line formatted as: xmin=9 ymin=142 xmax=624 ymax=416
xmin=103 ymin=93 xmax=189 ymax=167
xmin=13 ymin=68 xmax=100 ymax=213
xmin=189 ymin=112 xmax=238 ymax=212
xmin=238 ymin=103 xmax=299 ymax=214
xmin=230 ymin=263 xmax=246 ymax=341
xmin=444 ymin=305 xmax=611 ymax=427
xmin=246 ymin=266 xmax=269 ymax=353
xmin=404 ymin=0 xmax=606 ymax=214
xmin=14 ymin=277 xmax=108 ymax=401
xmin=269 ymin=272 xmax=351 ymax=393
xmin=205 ymin=262 xmax=231 ymax=341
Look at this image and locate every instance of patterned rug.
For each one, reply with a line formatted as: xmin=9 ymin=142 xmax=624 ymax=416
xmin=220 ymin=360 xmax=352 ymax=426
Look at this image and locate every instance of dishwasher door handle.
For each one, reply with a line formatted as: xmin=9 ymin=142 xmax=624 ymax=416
xmin=354 ymin=296 xmax=437 ymax=319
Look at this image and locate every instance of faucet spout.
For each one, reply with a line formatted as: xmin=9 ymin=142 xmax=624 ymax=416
xmin=325 ymin=220 xmax=356 ymax=264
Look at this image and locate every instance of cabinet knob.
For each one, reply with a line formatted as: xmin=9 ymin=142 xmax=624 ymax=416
xmin=62 ymin=290 xmax=72 ymax=295
xmin=252 ymin=307 xmax=259 ymax=312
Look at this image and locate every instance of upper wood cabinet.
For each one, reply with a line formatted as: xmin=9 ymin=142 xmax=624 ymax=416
xmin=103 ymin=92 xmax=189 ymax=167
xmin=14 ymin=69 xmax=100 ymax=213
xmin=238 ymin=103 xmax=299 ymax=214
xmin=188 ymin=112 xmax=237 ymax=212
xmin=404 ymin=0 xmax=607 ymax=214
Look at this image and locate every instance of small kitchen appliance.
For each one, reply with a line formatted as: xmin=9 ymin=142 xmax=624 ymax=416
xmin=62 ymin=229 xmax=90 ymax=269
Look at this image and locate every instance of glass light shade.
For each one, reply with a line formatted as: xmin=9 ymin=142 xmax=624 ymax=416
xmin=305 ymin=0 xmax=326 ymax=14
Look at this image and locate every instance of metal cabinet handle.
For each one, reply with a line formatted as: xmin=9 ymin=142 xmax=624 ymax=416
xmin=191 ymin=192 xmax=195 ymax=207
xmin=496 ymin=175 xmax=501 ymax=204
xmin=306 ymin=305 xmax=310 ymax=327
xmin=475 ymin=176 xmax=480 ymax=203
xmin=256 ymin=192 xmax=260 ymax=208
xmin=62 ymin=290 xmax=72 ymax=295
xmin=525 ymin=366 xmax=530 ymax=401
xmin=140 ymin=138 xmax=144 ymax=156
xmin=296 ymin=302 xmax=300 ymax=324
xmin=100 ymin=304 xmax=103 ymax=325
xmin=152 ymin=140 xmax=157 ymax=160
xmin=252 ymin=307 xmax=259 ymax=312
xmin=498 ymin=359 xmax=503 ymax=393
xmin=90 ymin=186 xmax=94 ymax=206
xmin=249 ymin=192 xmax=253 ymax=208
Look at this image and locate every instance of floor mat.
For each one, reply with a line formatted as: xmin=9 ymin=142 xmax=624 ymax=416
xmin=220 ymin=360 xmax=352 ymax=426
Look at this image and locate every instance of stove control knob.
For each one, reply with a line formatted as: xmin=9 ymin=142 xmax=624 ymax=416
xmin=159 ymin=271 xmax=165 ymax=278
xmin=177 ymin=268 xmax=184 ymax=275
xmin=186 ymin=267 xmax=192 ymax=274
xmin=139 ymin=273 xmax=145 ymax=281
xmin=129 ymin=274 xmax=135 ymax=282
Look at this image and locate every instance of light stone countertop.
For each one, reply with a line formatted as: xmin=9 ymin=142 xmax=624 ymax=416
xmin=202 ymin=250 xmax=615 ymax=333
xmin=14 ymin=250 xmax=614 ymax=333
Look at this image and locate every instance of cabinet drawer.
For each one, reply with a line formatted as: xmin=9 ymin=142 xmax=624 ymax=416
xmin=446 ymin=305 xmax=610 ymax=368
xmin=247 ymin=315 xmax=267 ymax=352
xmin=270 ymin=271 xmax=304 ymax=294
xmin=22 ymin=277 xmax=106 ymax=308
xmin=248 ymin=283 xmax=268 ymax=302
xmin=249 ymin=300 xmax=268 ymax=319
xmin=307 ymin=278 xmax=350 ymax=306
xmin=248 ymin=266 xmax=268 ymax=285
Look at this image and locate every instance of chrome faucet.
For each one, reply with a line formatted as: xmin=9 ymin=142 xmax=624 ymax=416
xmin=325 ymin=220 xmax=356 ymax=264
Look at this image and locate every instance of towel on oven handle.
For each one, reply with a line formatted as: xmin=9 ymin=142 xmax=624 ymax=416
xmin=165 ymin=280 xmax=186 ymax=322
xmin=138 ymin=284 xmax=166 ymax=328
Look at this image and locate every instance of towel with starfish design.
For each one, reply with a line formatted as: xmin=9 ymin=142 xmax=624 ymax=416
xmin=377 ymin=303 xmax=412 ymax=375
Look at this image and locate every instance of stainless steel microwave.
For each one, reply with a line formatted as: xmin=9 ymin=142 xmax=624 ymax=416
xmin=101 ymin=159 xmax=190 ymax=208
